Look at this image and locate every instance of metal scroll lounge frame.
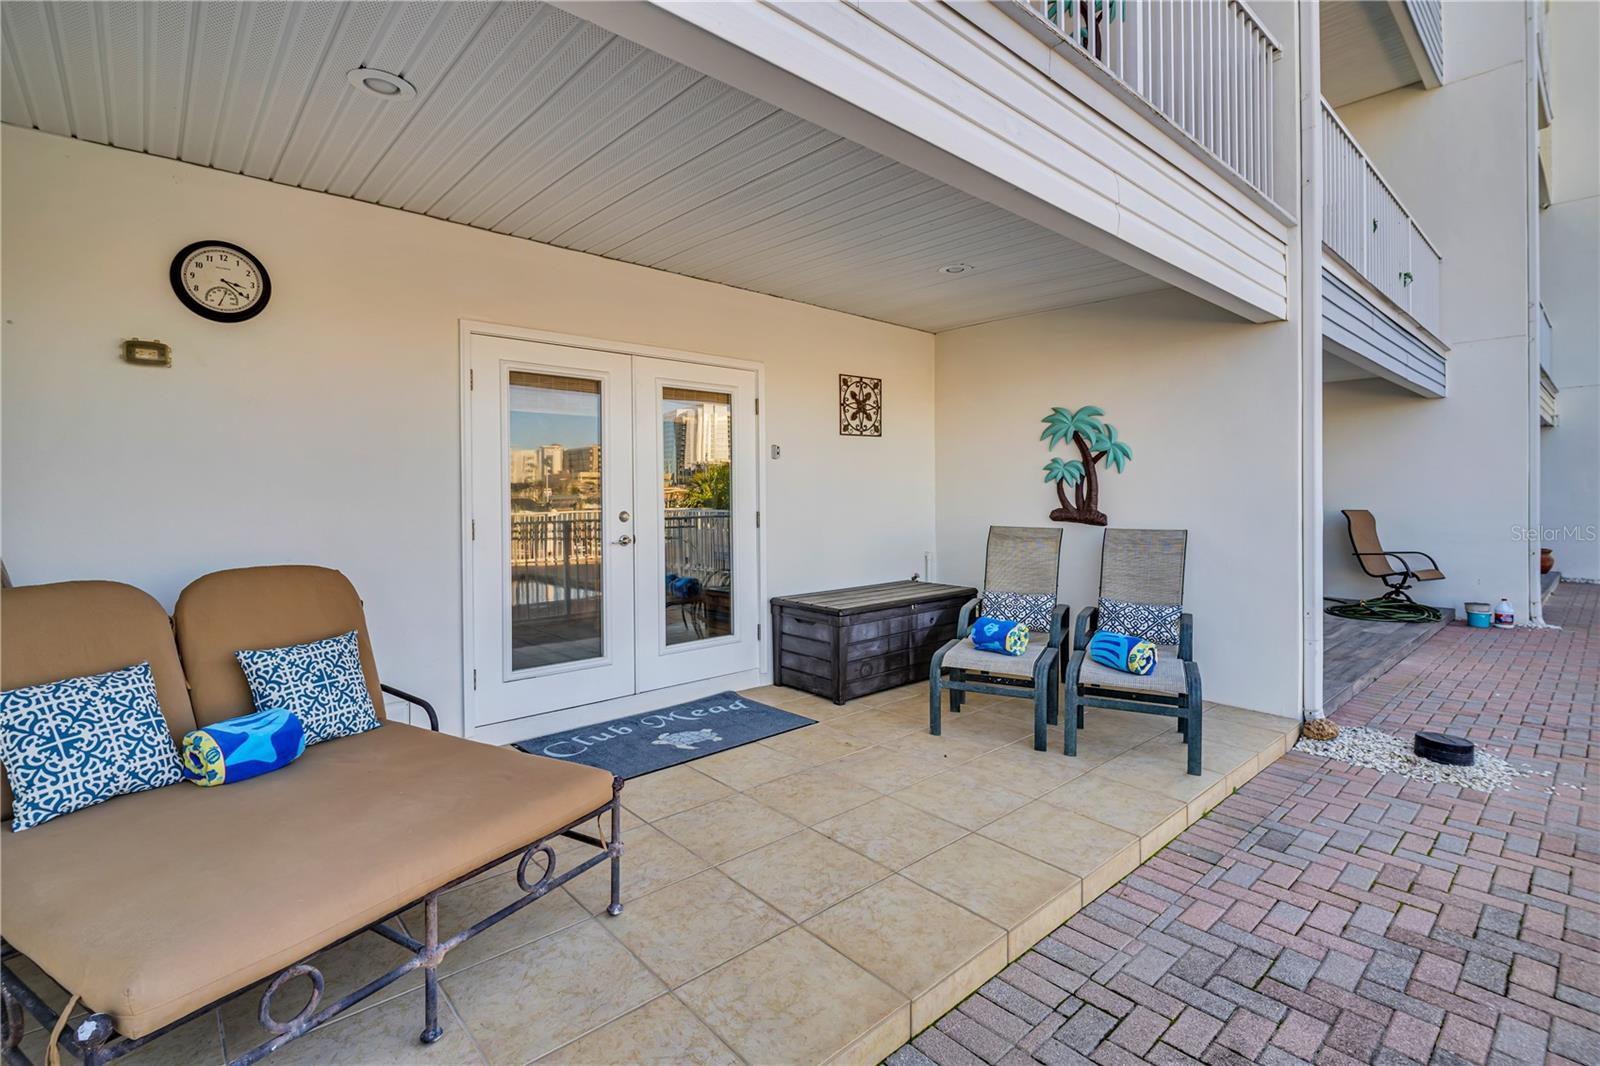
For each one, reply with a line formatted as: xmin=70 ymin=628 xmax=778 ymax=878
xmin=0 ymin=686 xmax=625 ymax=1066
xmin=929 ymin=526 xmax=1069 ymax=753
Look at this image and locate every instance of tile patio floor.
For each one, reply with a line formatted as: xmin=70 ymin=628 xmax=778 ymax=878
xmin=895 ymin=582 xmax=1598 ymax=1066
xmin=9 ymin=683 xmax=1298 ymax=1066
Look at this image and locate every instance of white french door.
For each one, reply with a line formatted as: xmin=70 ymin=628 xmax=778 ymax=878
xmin=468 ymin=333 xmax=759 ymax=729
xmin=632 ymin=357 xmax=759 ymax=692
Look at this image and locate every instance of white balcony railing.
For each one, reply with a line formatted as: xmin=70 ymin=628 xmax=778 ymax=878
xmin=1540 ymin=303 xmax=1554 ymax=380
xmin=1321 ymin=99 xmax=1442 ymax=335
xmin=1535 ymin=3 xmax=1553 ymax=128
xmin=1403 ymin=0 xmax=1445 ymax=85
xmin=1014 ymin=0 xmax=1282 ymax=199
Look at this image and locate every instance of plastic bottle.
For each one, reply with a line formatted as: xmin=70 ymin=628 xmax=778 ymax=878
xmin=1493 ymin=597 xmax=1515 ymax=629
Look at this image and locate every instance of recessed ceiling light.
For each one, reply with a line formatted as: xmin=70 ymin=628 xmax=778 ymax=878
xmin=937 ymin=263 xmax=975 ymax=276
xmin=347 ymin=68 xmax=416 ymax=100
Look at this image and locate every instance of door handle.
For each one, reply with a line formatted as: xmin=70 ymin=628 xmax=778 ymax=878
xmin=613 ymin=534 xmax=635 ymax=546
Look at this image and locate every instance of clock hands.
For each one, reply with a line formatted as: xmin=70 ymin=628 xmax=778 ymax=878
xmin=219 ymin=277 xmax=250 ymax=297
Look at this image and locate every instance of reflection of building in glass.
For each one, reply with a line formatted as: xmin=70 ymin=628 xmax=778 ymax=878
xmin=563 ymin=444 xmax=601 ymax=474
xmin=511 ymin=445 xmax=570 ymax=487
xmin=664 ymin=419 xmax=689 ymax=480
xmin=665 ymin=403 xmax=730 ymax=482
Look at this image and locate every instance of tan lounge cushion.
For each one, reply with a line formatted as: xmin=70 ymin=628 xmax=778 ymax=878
xmin=173 ymin=566 xmax=385 ymax=727
xmin=1 ymin=582 xmax=197 ymax=821
xmin=0 ymin=722 xmax=614 ymax=1039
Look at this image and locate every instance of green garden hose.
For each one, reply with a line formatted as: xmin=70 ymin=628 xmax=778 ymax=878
xmin=1325 ymin=598 xmax=1442 ymax=624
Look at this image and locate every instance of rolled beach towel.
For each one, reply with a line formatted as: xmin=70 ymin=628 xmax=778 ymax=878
xmin=1088 ymin=630 xmax=1157 ymax=675
xmin=181 ymin=707 xmax=306 ymax=787
xmin=970 ymin=616 xmax=1030 ymax=655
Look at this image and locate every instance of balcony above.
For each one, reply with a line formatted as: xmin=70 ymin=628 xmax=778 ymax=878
xmin=1540 ymin=304 xmax=1558 ymax=426
xmin=1320 ymin=100 xmax=1446 ymax=398
xmin=576 ymin=1 xmax=1293 ymax=323
xmin=1322 ymin=0 xmax=1444 ymax=107
xmin=1003 ymin=0 xmax=1283 ymax=203
xmin=0 ymin=0 xmax=1295 ymax=331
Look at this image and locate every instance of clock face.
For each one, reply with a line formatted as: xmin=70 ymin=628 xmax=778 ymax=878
xmin=169 ymin=241 xmax=271 ymax=322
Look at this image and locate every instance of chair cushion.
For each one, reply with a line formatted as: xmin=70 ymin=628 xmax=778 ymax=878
xmin=0 ymin=722 xmax=615 ymax=1039
xmin=0 ymin=582 xmax=197 ymax=822
xmin=1 ymin=662 xmax=184 ymax=831
xmin=942 ymin=640 xmax=1050 ymax=680
xmin=235 ymin=630 xmax=381 ymax=745
xmin=1097 ymin=598 xmax=1182 ymax=646
xmin=173 ymin=566 xmax=385 ymax=728
xmin=1079 ymin=649 xmax=1188 ymax=696
xmin=1413 ymin=568 xmax=1445 ymax=581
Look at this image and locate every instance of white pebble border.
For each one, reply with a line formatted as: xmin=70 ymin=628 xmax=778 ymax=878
xmin=1294 ymin=726 xmax=1524 ymax=793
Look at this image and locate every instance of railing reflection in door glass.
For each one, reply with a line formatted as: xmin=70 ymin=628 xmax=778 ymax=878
xmin=509 ymin=510 xmax=731 ymax=618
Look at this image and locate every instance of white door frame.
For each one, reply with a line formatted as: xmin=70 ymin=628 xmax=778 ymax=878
xmin=458 ymin=321 xmax=769 ymax=744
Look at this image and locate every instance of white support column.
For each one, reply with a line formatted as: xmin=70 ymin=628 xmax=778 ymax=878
xmin=1299 ymin=1 xmax=1325 ymax=718
xmin=1523 ymin=2 xmax=1545 ymax=625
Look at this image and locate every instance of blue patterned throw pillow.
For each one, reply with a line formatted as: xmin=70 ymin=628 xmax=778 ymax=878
xmin=1097 ymin=598 xmax=1182 ymax=646
xmin=0 ymin=662 xmax=183 ymax=831
xmin=983 ymin=590 xmax=1055 ymax=632
xmin=235 ymin=630 xmax=380 ymax=746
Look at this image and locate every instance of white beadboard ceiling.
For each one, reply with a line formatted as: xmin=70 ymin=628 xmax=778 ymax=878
xmin=0 ymin=0 xmax=1165 ymax=332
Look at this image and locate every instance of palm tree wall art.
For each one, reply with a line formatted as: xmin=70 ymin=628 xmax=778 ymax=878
xmin=1041 ymin=405 xmax=1133 ymax=526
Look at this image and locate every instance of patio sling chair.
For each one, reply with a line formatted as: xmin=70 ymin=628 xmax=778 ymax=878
xmin=1064 ymin=529 xmax=1203 ymax=774
xmin=929 ymin=526 xmax=1068 ymax=752
xmin=1341 ymin=509 xmax=1445 ymax=603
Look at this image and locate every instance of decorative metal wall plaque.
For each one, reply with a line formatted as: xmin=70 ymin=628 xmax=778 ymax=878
xmin=839 ymin=374 xmax=883 ymax=436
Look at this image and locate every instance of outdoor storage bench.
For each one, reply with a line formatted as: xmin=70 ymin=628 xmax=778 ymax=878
xmin=0 ymin=566 xmax=624 ymax=1066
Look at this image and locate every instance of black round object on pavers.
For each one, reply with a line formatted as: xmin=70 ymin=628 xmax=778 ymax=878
xmin=1415 ymin=732 xmax=1475 ymax=766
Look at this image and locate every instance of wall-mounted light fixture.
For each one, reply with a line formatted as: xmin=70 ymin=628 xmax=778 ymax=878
xmin=121 ymin=338 xmax=172 ymax=367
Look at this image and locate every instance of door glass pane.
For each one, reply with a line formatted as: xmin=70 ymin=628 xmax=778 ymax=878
xmin=508 ymin=372 xmax=603 ymax=670
xmin=661 ymin=387 xmax=733 ymax=646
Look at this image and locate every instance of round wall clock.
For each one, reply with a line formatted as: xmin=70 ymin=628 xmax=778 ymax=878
xmin=169 ymin=240 xmax=271 ymax=322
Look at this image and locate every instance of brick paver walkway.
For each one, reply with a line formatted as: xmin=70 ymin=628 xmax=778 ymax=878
xmin=893 ymin=583 xmax=1598 ymax=1066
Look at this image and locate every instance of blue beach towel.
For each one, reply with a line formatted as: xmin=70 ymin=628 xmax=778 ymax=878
xmin=180 ymin=707 xmax=306 ymax=787
xmin=1088 ymin=631 xmax=1157 ymax=676
xmin=970 ymin=616 xmax=1030 ymax=655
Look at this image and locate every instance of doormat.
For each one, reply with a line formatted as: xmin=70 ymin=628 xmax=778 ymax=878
xmin=513 ymin=691 xmax=815 ymax=779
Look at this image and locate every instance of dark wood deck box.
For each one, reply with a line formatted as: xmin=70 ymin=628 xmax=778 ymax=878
xmin=770 ymin=581 xmax=978 ymax=704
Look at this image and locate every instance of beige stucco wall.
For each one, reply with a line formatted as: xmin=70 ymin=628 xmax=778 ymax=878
xmin=933 ymin=290 xmax=1304 ymax=717
xmin=1538 ymin=0 xmax=1600 ymax=581
xmin=1323 ymin=2 xmax=1539 ymax=615
xmin=0 ymin=127 xmax=938 ymax=735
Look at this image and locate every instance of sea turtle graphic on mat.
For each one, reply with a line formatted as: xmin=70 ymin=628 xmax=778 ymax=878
xmin=653 ymin=728 xmax=722 ymax=751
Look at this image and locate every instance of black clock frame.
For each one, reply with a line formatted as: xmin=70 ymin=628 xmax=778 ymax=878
xmin=169 ymin=240 xmax=272 ymax=323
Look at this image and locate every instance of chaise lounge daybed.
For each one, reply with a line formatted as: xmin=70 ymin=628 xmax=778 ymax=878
xmin=0 ymin=565 xmax=623 ymax=1066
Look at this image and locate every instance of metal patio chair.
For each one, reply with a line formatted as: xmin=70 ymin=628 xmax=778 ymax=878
xmin=929 ymin=526 xmax=1068 ymax=752
xmin=1341 ymin=509 xmax=1445 ymax=603
xmin=1064 ymin=529 xmax=1203 ymax=774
